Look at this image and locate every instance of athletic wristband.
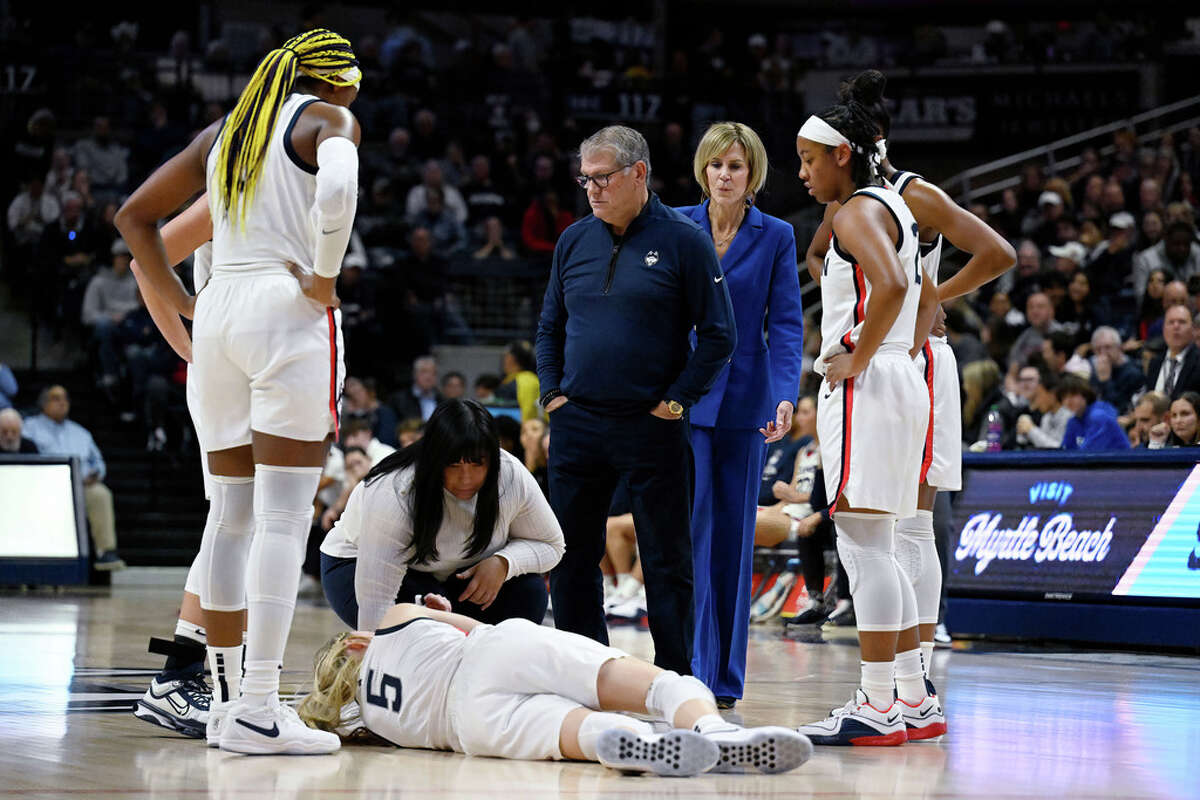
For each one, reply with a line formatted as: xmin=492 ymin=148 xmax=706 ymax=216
xmin=540 ymin=389 xmax=563 ymax=406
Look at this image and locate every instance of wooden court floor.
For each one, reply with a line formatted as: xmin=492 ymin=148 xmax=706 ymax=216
xmin=1 ymin=570 xmax=1198 ymax=800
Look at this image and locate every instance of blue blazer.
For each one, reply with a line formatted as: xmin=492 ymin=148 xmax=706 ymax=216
xmin=678 ymin=201 xmax=805 ymax=429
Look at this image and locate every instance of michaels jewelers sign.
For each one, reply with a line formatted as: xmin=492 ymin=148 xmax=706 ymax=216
xmin=949 ymin=465 xmax=1200 ymax=602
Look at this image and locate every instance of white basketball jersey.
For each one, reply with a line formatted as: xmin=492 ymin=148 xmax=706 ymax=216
xmin=817 ymin=184 xmax=922 ymax=375
xmin=357 ymin=618 xmax=467 ymax=752
xmin=205 ymin=93 xmax=321 ymax=275
xmin=192 ymin=241 xmax=212 ymax=293
xmin=891 ymin=170 xmax=948 ymax=344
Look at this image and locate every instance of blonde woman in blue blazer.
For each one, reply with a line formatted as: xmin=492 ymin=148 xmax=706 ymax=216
xmin=678 ymin=122 xmax=805 ymax=706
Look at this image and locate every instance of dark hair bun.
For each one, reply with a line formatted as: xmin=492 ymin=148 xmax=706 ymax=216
xmin=839 ymin=70 xmax=887 ymax=106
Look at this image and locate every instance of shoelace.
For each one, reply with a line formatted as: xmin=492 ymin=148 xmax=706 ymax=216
xmin=178 ymin=676 xmax=212 ymax=711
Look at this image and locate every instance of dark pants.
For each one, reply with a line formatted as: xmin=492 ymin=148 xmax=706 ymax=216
xmin=547 ymin=401 xmax=694 ymax=673
xmin=319 ymin=552 xmax=548 ymax=630
xmin=934 ymin=490 xmax=954 ymax=624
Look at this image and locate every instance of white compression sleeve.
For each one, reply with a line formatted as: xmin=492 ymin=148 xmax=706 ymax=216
xmin=312 ymin=136 xmax=359 ymax=278
xmin=835 ymin=512 xmax=902 ymax=633
xmin=198 ymin=475 xmax=254 ymax=612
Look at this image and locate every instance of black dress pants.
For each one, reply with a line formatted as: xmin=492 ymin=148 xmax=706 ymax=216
xmin=547 ymin=401 xmax=695 ymax=673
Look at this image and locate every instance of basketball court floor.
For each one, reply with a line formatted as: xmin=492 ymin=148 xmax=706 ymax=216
xmin=2 ymin=569 xmax=1197 ymax=799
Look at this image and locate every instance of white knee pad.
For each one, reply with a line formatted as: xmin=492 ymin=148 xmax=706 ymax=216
xmin=243 ymin=465 xmax=322 ymax=666
xmin=835 ymin=513 xmax=902 ymax=633
xmin=645 ymin=671 xmax=714 ymax=727
xmin=895 ymin=511 xmax=941 ymax=626
xmin=183 ymin=550 xmax=203 ymax=597
xmin=576 ymin=712 xmax=654 ymax=761
xmin=198 ymin=475 xmax=254 ymax=612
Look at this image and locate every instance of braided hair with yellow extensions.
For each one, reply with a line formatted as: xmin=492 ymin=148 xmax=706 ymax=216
xmin=212 ymin=28 xmax=359 ymax=227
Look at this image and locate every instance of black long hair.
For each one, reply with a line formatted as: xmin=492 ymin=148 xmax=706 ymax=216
xmin=817 ymin=72 xmax=887 ymax=189
xmin=839 ymin=69 xmax=891 ymax=139
xmin=364 ymin=398 xmax=501 ymax=566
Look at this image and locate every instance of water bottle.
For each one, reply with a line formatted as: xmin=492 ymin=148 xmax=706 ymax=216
xmin=984 ymin=405 xmax=1004 ymax=452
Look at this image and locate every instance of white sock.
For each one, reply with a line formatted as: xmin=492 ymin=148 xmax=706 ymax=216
xmin=920 ymin=642 xmax=935 ymax=678
xmin=615 ymin=573 xmax=639 ymax=597
xmin=860 ymin=661 xmax=894 ymax=710
xmin=241 ymin=465 xmax=322 ymax=705
xmin=895 ymin=648 xmax=926 ymax=704
xmin=175 ymin=618 xmax=206 ymax=647
xmin=208 ymin=645 xmax=242 ymax=705
xmin=576 ymin=713 xmax=653 ymax=760
xmin=691 ymin=713 xmax=735 ymax=735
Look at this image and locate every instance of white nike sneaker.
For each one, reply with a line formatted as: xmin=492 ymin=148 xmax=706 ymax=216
xmin=207 ymin=701 xmax=231 ymax=748
xmin=607 ymin=587 xmax=647 ymax=621
xmin=218 ymin=698 xmax=340 ymax=755
xmin=133 ymin=671 xmax=210 ymax=738
xmin=897 ymin=694 xmax=947 ymax=741
xmin=702 ymin=725 xmax=813 ymax=774
xmin=596 ymin=728 xmax=719 ymax=777
xmin=796 ymin=689 xmax=908 ymax=746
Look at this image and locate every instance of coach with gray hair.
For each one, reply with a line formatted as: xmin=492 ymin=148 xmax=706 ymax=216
xmin=536 ymin=125 xmax=735 ymax=672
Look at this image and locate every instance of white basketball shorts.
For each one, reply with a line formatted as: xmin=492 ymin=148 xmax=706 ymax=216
xmin=817 ymin=347 xmax=929 ymax=518
xmin=446 ymin=618 xmax=629 ymax=761
xmin=192 ymin=270 xmax=344 ymax=451
xmin=916 ymin=337 xmax=962 ymax=492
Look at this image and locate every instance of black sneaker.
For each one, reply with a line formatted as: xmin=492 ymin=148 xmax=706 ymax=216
xmin=715 ymin=696 xmax=737 ymax=710
xmin=824 ymin=602 xmax=856 ymax=627
xmin=786 ymin=603 xmax=831 ymax=626
xmin=94 ymin=551 xmax=127 ymax=571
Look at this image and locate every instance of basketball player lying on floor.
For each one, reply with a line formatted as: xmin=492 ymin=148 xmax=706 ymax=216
xmin=298 ymin=596 xmax=812 ymax=776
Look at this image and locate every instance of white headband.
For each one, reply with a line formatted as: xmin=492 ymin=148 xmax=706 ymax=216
xmin=798 ymin=115 xmax=849 ymax=148
xmin=876 ymin=138 xmax=888 ymax=160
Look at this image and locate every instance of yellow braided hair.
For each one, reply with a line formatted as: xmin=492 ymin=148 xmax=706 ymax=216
xmin=212 ymin=28 xmax=359 ymax=227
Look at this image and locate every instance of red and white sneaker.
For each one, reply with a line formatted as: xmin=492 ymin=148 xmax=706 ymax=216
xmin=897 ymin=694 xmax=947 ymax=741
xmin=796 ymin=689 xmax=908 ymax=746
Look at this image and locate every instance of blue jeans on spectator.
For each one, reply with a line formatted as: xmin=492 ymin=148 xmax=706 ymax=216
xmin=319 ymin=552 xmax=548 ymax=630
xmin=92 ymin=319 xmax=120 ymax=380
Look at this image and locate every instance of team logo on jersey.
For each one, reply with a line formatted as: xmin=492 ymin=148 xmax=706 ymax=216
xmin=644 ymin=250 xmax=659 ymax=266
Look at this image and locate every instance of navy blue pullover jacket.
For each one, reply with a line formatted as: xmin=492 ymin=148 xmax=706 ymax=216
xmin=535 ymin=192 xmax=736 ymax=416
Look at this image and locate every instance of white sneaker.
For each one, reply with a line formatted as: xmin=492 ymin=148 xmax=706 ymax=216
xmin=133 ymin=671 xmax=210 ymax=738
xmin=596 ymin=728 xmax=719 ymax=777
xmin=218 ymin=698 xmax=340 ymax=755
xmin=607 ymin=587 xmax=647 ymax=620
xmin=796 ymin=689 xmax=908 ymax=746
xmin=897 ymin=694 xmax=947 ymax=741
xmin=702 ymin=725 xmax=813 ymax=773
xmin=934 ymin=623 xmax=951 ymax=645
xmin=207 ymin=701 xmax=231 ymax=748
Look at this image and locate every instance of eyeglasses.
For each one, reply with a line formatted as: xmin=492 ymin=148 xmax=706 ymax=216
xmin=575 ymin=165 xmax=630 ymax=190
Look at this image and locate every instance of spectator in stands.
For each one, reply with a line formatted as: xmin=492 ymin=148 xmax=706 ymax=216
xmin=1015 ymin=370 xmax=1071 ymax=449
xmin=1136 ymin=267 xmax=1173 ymax=340
xmin=117 ymin=290 xmax=179 ymax=446
xmin=1040 ymin=331 xmax=1076 ymax=377
xmin=474 ymin=374 xmax=500 ymax=403
xmin=0 ymin=364 xmax=17 ymax=410
xmin=1100 ymin=178 xmax=1126 ymax=217
xmin=1140 ymin=211 xmax=1164 ymax=251
xmin=520 ymin=189 xmax=574 ymax=255
xmin=441 ymin=371 xmax=466 ymax=400
xmin=1137 ymin=177 xmax=1164 ymax=219
xmin=319 ymin=445 xmax=371 ymax=532
xmin=1048 ymin=241 xmax=1086 ymax=278
xmin=1016 ymin=162 xmax=1045 ymax=215
xmin=355 ymin=177 xmax=407 ymax=250
xmin=1146 ymin=304 xmax=1200 ymax=400
xmin=396 ymin=418 xmax=424 ymax=448
xmin=1057 ymin=269 xmax=1097 ymax=344
xmin=982 ymin=291 xmax=1023 ymax=365
xmin=393 ymin=355 xmax=442 ymax=422
xmin=41 ymin=191 xmax=100 ymax=280
xmin=1129 ymin=391 xmax=1170 ymax=448
xmin=497 ymin=340 xmax=540 ymax=422
xmin=1147 ymin=392 xmax=1200 ymax=448
xmin=7 ymin=176 xmax=60 ymax=248
xmin=1008 ymin=292 xmax=1061 ymax=370
xmin=1058 ymin=375 xmax=1130 ymax=450
xmin=0 ymin=408 xmax=39 ymax=453
xmin=1086 ymin=211 xmax=1137 ymax=303
xmin=962 ymin=359 xmax=1009 ymax=449
xmin=82 ymin=240 xmax=140 ymax=395
xmin=1133 ymin=221 xmax=1200 ymax=299
xmin=409 ymin=186 xmax=468 ymax=257
xmin=999 ymin=238 xmax=1043 ymax=311
xmin=1089 ymin=326 xmax=1143 ymax=412
xmin=395 ymin=226 xmax=448 ymax=352
xmin=44 ymin=147 xmax=74 ymax=202
xmin=406 ymin=160 xmax=468 ymax=224
xmin=368 ymin=127 xmax=420 ymax=193
xmin=991 ymin=187 xmax=1023 ymax=240
xmin=71 ymin=116 xmax=128 ymax=200
xmin=342 ymin=376 xmax=399 ymax=448
xmin=1022 ymin=188 xmax=1066 ymax=250
xmin=520 ymin=417 xmax=549 ymax=495
xmin=473 ymin=216 xmax=517 ymax=260
xmin=462 ymin=155 xmax=511 ymax=228
xmin=23 ymin=385 xmax=125 ymax=569
xmin=321 ymin=420 xmax=398 ymax=531
xmin=1078 ymin=174 xmax=1105 ymax=224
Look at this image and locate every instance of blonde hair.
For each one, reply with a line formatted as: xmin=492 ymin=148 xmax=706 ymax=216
xmin=297 ymin=633 xmax=362 ymax=736
xmin=212 ymin=28 xmax=358 ymax=228
xmin=692 ymin=122 xmax=769 ymax=203
xmin=961 ymin=359 xmax=1002 ymax=429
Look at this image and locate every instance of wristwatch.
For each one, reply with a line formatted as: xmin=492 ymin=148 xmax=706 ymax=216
xmin=666 ymin=400 xmax=685 ymax=417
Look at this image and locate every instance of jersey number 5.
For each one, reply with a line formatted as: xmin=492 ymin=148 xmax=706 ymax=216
xmin=365 ymin=668 xmax=403 ymax=712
